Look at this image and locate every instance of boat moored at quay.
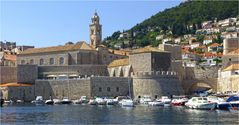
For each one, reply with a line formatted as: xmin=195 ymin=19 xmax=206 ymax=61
xmin=2 ymin=94 xmax=239 ymax=113
xmin=185 ymin=97 xmax=216 ymax=110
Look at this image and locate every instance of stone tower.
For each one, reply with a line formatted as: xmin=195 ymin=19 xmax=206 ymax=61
xmin=89 ymin=11 xmax=102 ymax=47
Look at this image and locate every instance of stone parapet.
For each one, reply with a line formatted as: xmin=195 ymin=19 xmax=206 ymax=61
xmin=132 ymin=71 xmax=178 ymax=78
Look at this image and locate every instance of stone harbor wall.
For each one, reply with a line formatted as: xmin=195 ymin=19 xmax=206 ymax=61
xmin=132 ymin=71 xmax=184 ymax=99
xmin=32 ymin=71 xmax=186 ymax=100
xmin=35 ymin=79 xmax=91 ymax=100
xmin=0 ymin=86 xmax=34 ymax=101
xmin=34 ymin=76 xmax=131 ymax=100
xmin=91 ymin=76 xmax=131 ymax=97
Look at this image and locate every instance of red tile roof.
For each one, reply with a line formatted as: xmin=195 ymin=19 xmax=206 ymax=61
xmin=19 ymin=42 xmax=95 ymax=55
xmin=227 ymin=49 xmax=239 ymax=55
xmin=3 ymin=54 xmax=16 ymax=61
xmin=208 ymin=43 xmax=220 ymax=47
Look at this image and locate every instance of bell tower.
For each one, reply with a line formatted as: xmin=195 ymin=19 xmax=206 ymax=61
xmin=89 ymin=11 xmax=102 ymax=47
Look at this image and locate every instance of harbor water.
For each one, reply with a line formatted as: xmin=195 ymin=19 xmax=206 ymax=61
xmin=0 ymin=103 xmax=239 ymax=124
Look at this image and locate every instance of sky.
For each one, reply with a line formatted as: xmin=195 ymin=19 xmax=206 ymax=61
xmin=0 ymin=0 xmax=182 ymax=48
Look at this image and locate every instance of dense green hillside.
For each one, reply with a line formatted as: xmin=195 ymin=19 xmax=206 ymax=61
xmin=103 ymin=1 xmax=238 ymax=48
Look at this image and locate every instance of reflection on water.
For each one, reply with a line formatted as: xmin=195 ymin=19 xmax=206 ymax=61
xmin=0 ymin=103 xmax=238 ymax=124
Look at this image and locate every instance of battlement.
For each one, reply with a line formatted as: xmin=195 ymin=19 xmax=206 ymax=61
xmin=132 ymin=71 xmax=178 ymax=78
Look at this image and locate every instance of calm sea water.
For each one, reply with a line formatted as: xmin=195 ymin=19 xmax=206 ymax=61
xmin=0 ymin=103 xmax=238 ymax=124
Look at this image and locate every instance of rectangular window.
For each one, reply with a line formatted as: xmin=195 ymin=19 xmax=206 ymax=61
xmin=107 ymin=87 xmax=110 ymax=92
xmin=116 ymin=87 xmax=119 ymax=92
xmin=99 ymin=87 xmax=102 ymax=92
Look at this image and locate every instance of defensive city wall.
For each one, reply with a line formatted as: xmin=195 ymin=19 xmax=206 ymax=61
xmin=132 ymin=71 xmax=184 ymax=99
xmin=35 ymin=76 xmax=131 ymax=100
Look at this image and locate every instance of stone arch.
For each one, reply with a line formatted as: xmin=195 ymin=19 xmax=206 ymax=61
xmin=110 ymin=68 xmax=115 ymax=77
xmin=184 ymin=78 xmax=217 ymax=94
xmin=116 ymin=66 xmax=123 ymax=77
xmin=124 ymin=65 xmax=133 ymax=77
xmin=188 ymin=82 xmax=212 ymax=93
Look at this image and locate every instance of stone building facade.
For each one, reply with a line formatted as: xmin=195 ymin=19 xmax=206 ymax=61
xmin=108 ymin=45 xmax=184 ymax=98
xmin=1 ymin=12 xmax=187 ymax=101
xmin=17 ymin=42 xmax=127 ymax=79
xmin=217 ymin=64 xmax=239 ymax=93
xmin=0 ymin=66 xmax=17 ymax=84
xmin=129 ymin=52 xmax=171 ymax=72
xmin=223 ymin=37 xmax=239 ymax=55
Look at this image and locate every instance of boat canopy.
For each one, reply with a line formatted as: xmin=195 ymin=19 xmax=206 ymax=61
xmin=226 ymin=95 xmax=239 ymax=102
xmin=0 ymin=83 xmax=32 ymax=87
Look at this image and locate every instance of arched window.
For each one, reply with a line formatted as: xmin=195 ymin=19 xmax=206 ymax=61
xmin=30 ymin=59 xmax=34 ymax=64
xmin=21 ymin=60 xmax=25 ymax=64
xmin=107 ymin=87 xmax=110 ymax=92
xmin=50 ymin=58 xmax=54 ymax=65
xmin=59 ymin=57 xmax=64 ymax=65
xmin=39 ymin=59 xmax=44 ymax=65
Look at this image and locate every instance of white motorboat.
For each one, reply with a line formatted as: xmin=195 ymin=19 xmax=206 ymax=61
xmin=53 ymin=99 xmax=62 ymax=104
xmin=33 ymin=96 xmax=44 ymax=105
xmin=16 ymin=100 xmax=24 ymax=103
xmin=115 ymin=96 xmax=128 ymax=105
xmin=73 ymin=99 xmax=82 ymax=104
xmin=79 ymin=96 xmax=89 ymax=104
xmin=148 ymin=101 xmax=164 ymax=106
xmin=157 ymin=96 xmax=171 ymax=106
xmin=45 ymin=96 xmax=54 ymax=105
xmin=95 ymin=97 xmax=106 ymax=105
xmin=62 ymin=97 xmax=72 ymax=104
xmin=88 ymin=99 xmax=97 ymax=105
xmin=171 ymin=96 xmax=188 ymax=106
xmin=105 ymin=98 xmax=116 ymax=105
xmin=45 ymin=100 xmax=54 ymax=105
xmin=4 ymin=100 xmax=13 ymax=104
xmin=185 ymin=97 xmax=216 ymax=110
xmin=120 ymin=99 xmax=134 ymax=107
xmin=139 ymin=95 xmax=152 ymax=104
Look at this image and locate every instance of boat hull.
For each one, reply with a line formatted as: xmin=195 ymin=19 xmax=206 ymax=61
xmin=187 ymin=103 xmax=216 ymax=110
xmin=62 ymin=101 xmax=72 ymax=104
xmin=148 ymin=101 xmax=164 ymax=106
xmin=45 ymin=100 xmax=54 ymax=105
xmin=171 ymin=102 xmax=186 ymax=106
xmin=0 ymin=98 xmax=4 ymax=107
